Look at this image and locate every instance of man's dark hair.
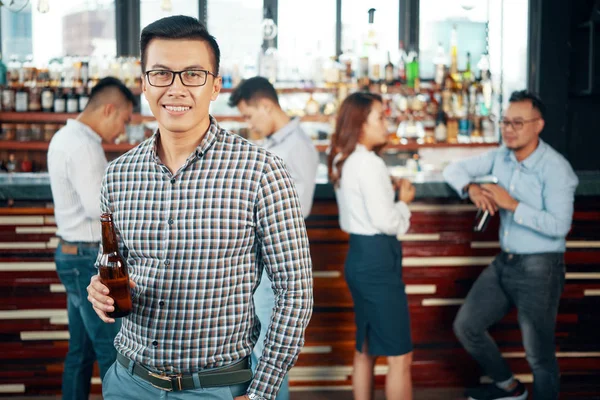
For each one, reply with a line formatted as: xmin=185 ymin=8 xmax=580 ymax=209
xmin=228 ymin=76 xmax=279 ymax=108
xmin=140 ymin=15 xmax=221 ymax=75
xmin=509 ymin=90 xmax=546 ymax=119
xmin=87 ymin=76 xmax=137 ymax=109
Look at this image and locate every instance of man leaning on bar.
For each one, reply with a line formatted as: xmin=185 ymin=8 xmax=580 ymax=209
xmin=444 ymin=90 xmax=578 ymax=400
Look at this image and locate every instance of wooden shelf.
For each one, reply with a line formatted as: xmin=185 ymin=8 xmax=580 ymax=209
xmin=0 ymin=112 xmax=156 ymax=124
xmin=0 ymin=139 xmax=499 ymax=154
xmin=0 ymin=140 xmax=136 ymax=153
xmin=314 ymin=141 xmax=499 ymax=152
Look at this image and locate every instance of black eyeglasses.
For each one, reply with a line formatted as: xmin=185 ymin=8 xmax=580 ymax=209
xmin=145 ymin=69 xmax=217 ymax=87
xmin=499 ymin=117 xmax=541 ymax=131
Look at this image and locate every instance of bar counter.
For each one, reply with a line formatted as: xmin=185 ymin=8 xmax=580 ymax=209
xmin=1 ymin=171 xmax=599 ymax=396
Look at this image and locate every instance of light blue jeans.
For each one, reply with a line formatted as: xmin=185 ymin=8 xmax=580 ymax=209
xmin=102 ymin=361 xmax=248 ymax=399
xmin=55 ymin=242 xmax=121 ymax=400
xmin=252 ymin=270 xmax=290 ymax=400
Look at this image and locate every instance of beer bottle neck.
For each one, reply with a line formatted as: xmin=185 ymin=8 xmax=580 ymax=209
xmin=101 ymin=221 xmax=119 ymax=253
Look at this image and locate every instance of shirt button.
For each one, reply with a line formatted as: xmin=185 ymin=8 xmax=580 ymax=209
xmin=504 ymin=231 xmax=508 ymax=237
xmin=518 ymin=219 xmax=523 ymax=224
xmin=510 ymin=185 xmax=514 ymax=191
xmin=164 ymin=259 xmax=170 ymax=266
xmin=152 ymin=340 xmax=158 ymax=347
xmin=170 ymin=178 xmax=175 ymax=184
xmin=159 ymin=300 xmax=165 ymax=306
xmin=168 ymin=218 xmax=174 ymax=225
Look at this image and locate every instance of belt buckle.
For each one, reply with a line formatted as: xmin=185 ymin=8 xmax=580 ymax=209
xmin=148 ymin=371 xmax=183 ymax=391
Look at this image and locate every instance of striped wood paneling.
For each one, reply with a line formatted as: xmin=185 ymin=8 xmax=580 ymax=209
xmin=1 ymin=198 xmax=599 ymax=396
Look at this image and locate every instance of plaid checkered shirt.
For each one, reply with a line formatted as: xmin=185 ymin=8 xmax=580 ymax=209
xmin=98 ymin=116 xmax=313 ymax=399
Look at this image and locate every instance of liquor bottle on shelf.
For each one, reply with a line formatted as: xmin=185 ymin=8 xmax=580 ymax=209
xmin=364 ymin=8 xmax=380 ymax=83
xmin=397 ymin=41 xmax=407 ymax=84
xmin=15 ymin=86 xmax=29 ymax=112
xmin=258 ymin=7 xmax=279 ymax=83
xmin=7 ymin=55 xmax=21 ymax=87
xmin=385 ymin=51 xmax=394 ymax=85
xmin=405 ymin=48 xmax=419 ymax=89
xmin=449 ymin=25 xmax=461 ymax=85
xmin=38 ymin=69 xmax=53 ymax=112
xmin=434 ymin=108 xmax=448 ymax=143
xmin=471 ymin=116 xmax=483 ymax=143
xmin=433 ymin=42 xmax=447 ymax=86
xmin=463 ymin=52 xmax=473 ymax=84
xmin=53 ymin=88 xmax=66 ymax=113
xmin=78 ymin=86 xmax=90 ymax=112
xmin=66 ymin=89 xmax=79 ymax=114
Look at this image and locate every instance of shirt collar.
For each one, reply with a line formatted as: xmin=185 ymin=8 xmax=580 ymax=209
xmin=264 ymin=117 xmax=300 ymax=148
xmin=505 ymin=138 xmax=547 ymax=170
xmin=149 ymin=115 xmax=221 ymax=164
xmin=66 ymin=119 xmax=102 ymax=144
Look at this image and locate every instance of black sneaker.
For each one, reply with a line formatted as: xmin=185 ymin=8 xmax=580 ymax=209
xmin=465 ymin=380 xmax=528 ymax=400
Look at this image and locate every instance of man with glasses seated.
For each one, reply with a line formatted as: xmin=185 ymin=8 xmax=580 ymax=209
xmin=86 ymin=15 xmax=313 ymax=400
xmin=443 ymin=90 xmax=578 ymax=400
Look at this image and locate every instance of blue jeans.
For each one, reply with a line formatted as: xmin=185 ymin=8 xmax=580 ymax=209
xmin=252 ymin=269 xmax=290 ymax=400
xmin=453 ymin=252 xmax=565 ymax=400
xmin=55 ymin=242 xmax=121 ymax=400
xmin=102 ymin=360 xmax=249 ymax=399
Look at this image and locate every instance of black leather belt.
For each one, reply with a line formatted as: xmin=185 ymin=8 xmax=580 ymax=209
xmin=116 ymin=353 xmax=252 ymax=392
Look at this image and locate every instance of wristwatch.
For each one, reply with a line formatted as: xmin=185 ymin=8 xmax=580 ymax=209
xmin=247 ymin=394 xmax=267 ymax=400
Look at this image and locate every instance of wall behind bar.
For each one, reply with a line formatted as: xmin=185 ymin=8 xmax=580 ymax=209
xmin=529 ymin=0 xmax=600 ymax=171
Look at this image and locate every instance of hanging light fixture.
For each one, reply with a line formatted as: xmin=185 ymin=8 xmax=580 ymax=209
xmin=161 ymin=0 xmax=172 ymax=12
xmin=37 ymin=0 xmax=50 ymax=13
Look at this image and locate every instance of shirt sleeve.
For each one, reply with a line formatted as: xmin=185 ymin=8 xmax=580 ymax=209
xmin=69 ymin=142 xmax=108 ymax=219
xmin=250 ymin=156 xmax=314 ymax=399
xmin=443 ymin=149 xmax=499 ymax=198
xmin=513 ymin=162 xmax=579 ymax=238
xmin=356 ymin=155 xmax=411 ymax=237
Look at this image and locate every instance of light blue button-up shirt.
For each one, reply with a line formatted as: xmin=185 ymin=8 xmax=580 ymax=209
xmin=443 ymin=139 xmax=578 ymax=254
xmin=262 ymin=118 xmax=319 ymax=219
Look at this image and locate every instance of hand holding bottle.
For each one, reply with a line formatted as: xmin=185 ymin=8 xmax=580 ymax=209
xmin=87 ymin=275 xmax=136 ymax=323
xmin=468 ymin=184 xmax=497 ymax=215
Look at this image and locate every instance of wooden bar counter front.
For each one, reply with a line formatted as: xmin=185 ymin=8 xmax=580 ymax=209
xmin=0 ymin=172 xmax=599 ymax=397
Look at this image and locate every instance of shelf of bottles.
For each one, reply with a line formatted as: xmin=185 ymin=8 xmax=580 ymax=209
xmin=0 ymin=19 xmax=500 ymax=175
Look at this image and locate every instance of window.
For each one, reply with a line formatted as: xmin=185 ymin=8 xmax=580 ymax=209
xmin=140 ymin=0 xmax=199 ymax=30
xmin=207 ymin=0 xmax=263 ymax=79
xmin=419 ymin=0 xmax=489 ymax=79
xmin=277 ymin=0 xmax=336 ymax=82
xmin=1 ymin=0 xmax=115 ymax=64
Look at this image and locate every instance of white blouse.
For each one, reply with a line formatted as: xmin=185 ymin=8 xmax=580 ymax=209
xmin=334 ymin=144 xmax=411 ymax=237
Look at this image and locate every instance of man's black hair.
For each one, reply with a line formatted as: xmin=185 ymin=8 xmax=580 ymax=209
xmin=509 ymin=90 xmax=546 ymax=119
xmin=140 ymin=15 xmax=221 ymax=75
xmin=228 ymin=76 xmax=279 ymax=108
xmin=88 ymin=76 xmax=137 ymax=108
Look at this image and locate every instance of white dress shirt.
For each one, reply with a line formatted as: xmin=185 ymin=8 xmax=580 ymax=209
xmin=47 ymin=119 xmax=107 ymax=242
xmin=335 ymin=144 xmax=411 ymax=236
xmin=262 ymin=118 xmax=319 ymax=219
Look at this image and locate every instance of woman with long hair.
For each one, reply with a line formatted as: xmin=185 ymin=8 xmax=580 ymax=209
xmin=328 ymin=92 xmax=415 ymax=400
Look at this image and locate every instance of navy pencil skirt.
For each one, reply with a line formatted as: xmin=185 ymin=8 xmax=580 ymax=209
xmin=344 ymin=233 xmax=413 ymax=356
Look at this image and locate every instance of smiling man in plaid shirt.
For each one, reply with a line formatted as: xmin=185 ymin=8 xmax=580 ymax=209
xmin=86 ymin=16 xmax=313 ymax=400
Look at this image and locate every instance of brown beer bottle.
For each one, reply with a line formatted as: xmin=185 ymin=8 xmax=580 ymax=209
xmin=98 ymin=212 xmax=132 ymax=318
